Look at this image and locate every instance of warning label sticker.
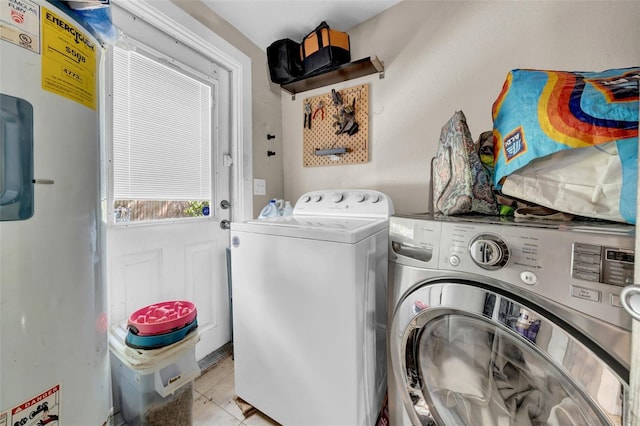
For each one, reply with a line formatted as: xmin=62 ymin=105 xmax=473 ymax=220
xmin=0 ymin=0 xmax=40 ymax=53
xmin=42 ymin=7 xmax=97 ymax=110
xmin=8 ymin=384 xmax=61 ymax=426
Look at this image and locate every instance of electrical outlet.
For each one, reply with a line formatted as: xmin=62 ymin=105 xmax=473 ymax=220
xmin=254 ymin=178 xmax=266 ymax=195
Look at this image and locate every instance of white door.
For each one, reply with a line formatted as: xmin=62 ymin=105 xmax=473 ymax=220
xmin=105 ymin=4 xmax=233 ymax=360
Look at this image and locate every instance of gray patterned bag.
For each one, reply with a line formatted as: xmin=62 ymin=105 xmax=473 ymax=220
xmin=433 ymin=111 xmax=498 ymax=215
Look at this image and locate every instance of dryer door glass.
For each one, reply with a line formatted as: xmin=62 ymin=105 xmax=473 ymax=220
xmin=390 ymin=282 xmax=627 ymax=426
xmin=415 ymin=314 xmax=606 ymax=425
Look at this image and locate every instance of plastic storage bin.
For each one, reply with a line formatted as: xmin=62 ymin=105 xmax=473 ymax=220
xmin=109 ymin=323 xmax=201 ymax=425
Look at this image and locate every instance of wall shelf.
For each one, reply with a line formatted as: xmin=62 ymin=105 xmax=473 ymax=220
xmin=281 ymin=56 xmax=384 ymax=99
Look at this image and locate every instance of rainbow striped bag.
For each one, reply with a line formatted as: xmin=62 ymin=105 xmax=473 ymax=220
xmin=492 ymin=67 xmax=639 ymax=223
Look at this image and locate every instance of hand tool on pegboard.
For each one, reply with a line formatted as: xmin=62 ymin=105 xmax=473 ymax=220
xmin=304 ymin=101 xmax=312 ymax=130
xmin=313 ymin=100 xmax=325 ymax=122
xmin=332 ymin=94 xmax=359 ymax=136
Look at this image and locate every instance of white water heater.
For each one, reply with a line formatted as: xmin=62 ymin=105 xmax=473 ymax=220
xmin=0 ymin=0 xmax=110 ymax=424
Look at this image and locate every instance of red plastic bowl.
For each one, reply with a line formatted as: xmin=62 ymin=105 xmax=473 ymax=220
xmin=127 ymin=300 xmax=197 ymax=336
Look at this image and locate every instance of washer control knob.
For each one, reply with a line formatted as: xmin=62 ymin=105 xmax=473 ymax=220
xmin=469 ymin=235 xmax=509 ymax=270
xmin=449 ymin=255 xmax=460 ymax=267
xmin=312 ymin=194 xmax=322 ymax=202
xmin=354 ymin=193 xmax=366 ymax=202
xmin=370 ymin=193 xmax=381 ymax=203
xmin=331 ymin=192 xmax=344 ymax=203
xmin=302 ymin=195 xmax=311 ymax=203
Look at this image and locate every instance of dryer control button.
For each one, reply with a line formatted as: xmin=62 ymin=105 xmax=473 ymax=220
xmin=611 ymin=294 xmax=623 ymax=308
xmin=571 ymin=286 xmax=601 ymax=303
xmin=520 ymin=271 xmax=538 ymax=285
xmin=449 ymin=255 xmax=460 ymax=267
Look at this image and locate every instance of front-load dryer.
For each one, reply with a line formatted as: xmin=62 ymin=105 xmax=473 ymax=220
xmin=388 ymin=214 xmax=633 ymax=425
xmin=231 ymin=189 xmax=394 ymax=426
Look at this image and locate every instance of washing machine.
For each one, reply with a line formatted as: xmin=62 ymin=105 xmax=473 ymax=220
xmin=230 ymin=189 xmax=394 ymax=426
xmin=387 ymin=214 xmax=634 ymax=425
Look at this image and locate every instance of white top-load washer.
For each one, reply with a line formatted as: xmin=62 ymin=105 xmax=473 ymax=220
xmin=230 ymin=189 xmax=394 ymax=426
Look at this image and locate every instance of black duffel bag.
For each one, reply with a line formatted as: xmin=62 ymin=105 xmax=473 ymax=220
xmin=267 ymin=38 xmax=303 ymax=84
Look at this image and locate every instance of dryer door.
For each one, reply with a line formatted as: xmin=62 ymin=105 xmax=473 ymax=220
xmin=389 ymin=281 xmax=628 ymax=426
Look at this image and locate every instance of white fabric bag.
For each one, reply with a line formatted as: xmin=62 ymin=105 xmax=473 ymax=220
xmin=500 ymin=142 xmax=626 ymax=223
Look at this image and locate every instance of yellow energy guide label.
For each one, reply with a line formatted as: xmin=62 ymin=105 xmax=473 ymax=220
xmin=42 ymin=7 xmax=97 ymax=109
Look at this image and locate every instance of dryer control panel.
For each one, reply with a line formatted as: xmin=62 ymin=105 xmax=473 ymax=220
xmin=389 ymin=214 xmax=636 ymax=331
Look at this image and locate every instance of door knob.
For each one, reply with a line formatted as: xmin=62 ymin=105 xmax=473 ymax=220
xmin=220 ymin=200 xmax=230 ymax=209
xmin=620 ymin=284 xmax=640 ymax=322
xmin=220 ymin=220 xmax=230 ymax=230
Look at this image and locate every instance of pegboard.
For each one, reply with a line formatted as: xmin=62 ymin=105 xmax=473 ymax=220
xmin=302 ymin=84 xmax=369 ymax=167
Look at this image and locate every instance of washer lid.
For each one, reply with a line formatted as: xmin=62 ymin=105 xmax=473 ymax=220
xmin=231 ymin=215 xmax=388 ymax=243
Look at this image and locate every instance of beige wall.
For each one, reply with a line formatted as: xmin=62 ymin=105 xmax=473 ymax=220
xmin=282 ymin=1 xmax=640 ymax=214
xmin=172 ymin=0 xmax=284 ymax=218
xmin=172 ymin=1 xmax=639 ymax=216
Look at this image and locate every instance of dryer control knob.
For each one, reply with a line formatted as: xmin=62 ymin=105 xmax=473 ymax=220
xmin=312 ymin=194 xmax=322 ymax=202
xmin=469 ymin=235 xmax=509 ymax=270
xmin=331 ymin=192 xmax=344 ymax=203
xmin=302 ymin=195 xmax=311 ymax=203
xmin=354 ymin=193 xmax=366 ymax=202
xmin=370 ymin=193 xmax=381 ymax=203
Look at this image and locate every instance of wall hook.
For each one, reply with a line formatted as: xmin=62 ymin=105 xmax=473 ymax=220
xmin=267 ymin=150 xmax=276 ymax=157
xmin=267 ymin=134 xmax=276 ymax=140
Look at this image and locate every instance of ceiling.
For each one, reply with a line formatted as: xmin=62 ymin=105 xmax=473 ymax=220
xmin=201 ymin=1 xmax=401 ymax=52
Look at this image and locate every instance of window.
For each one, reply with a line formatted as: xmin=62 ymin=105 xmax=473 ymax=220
xmin=111 ymin=44 xmax=212 ymax=223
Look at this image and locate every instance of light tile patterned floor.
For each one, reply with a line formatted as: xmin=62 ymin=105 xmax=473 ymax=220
xmin=193 ymin=354 xmax=280 ymax=426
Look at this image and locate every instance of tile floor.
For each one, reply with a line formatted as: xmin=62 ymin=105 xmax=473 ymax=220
xmin=193 ymin=354 xmax=280 ymax=426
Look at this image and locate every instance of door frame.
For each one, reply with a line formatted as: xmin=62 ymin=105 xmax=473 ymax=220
xmin=112 ymin=0 xmax=253 ymax=223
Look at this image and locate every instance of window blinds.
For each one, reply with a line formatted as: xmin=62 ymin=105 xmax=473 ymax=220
xmin=112 ymin=46 xmax=212 ymax=201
